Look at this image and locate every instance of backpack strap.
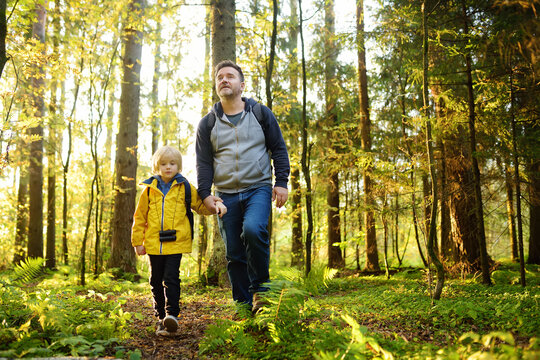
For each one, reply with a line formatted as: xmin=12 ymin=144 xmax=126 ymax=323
xmin=206 ymin=100 xmax=265 ymax=133
xmin=177 ymin=176 xmax=194 ymax=240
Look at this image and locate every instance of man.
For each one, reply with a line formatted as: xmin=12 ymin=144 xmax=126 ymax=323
xmin=196 ymin=60 xmax=290 ymax=313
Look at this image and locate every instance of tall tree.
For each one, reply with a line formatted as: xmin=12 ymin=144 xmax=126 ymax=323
xmin=14 ymin=163 xmax=28 ymax=264
xmin=108 ymin=0 xmax=144 ymax=274
xmin=357 ymin=0 xmax=379 ymax=271
xmin=298 ymin=0 xmax=313 ymax=276
xmin=27 ymin=2 xmax=46 ymax=259
xmin=324 ymin=0 xmax=343 ymax=269
xmin=528 ymin=158 xmax=540 ymax=264
xmin=288 ymin=0 xmax=303 ymax=269
xmin=422 ymin=0 xmax=444 ymax=300
xmin=204 ymin=0 xmax=236 ymax=286
xmin=0 ymin=0 xmax=7 ymax=78
xmin=46 ymin=0 xmax=62 ymax=269
xmin=461 ymin=2 xmax=491 ymax=285
xmin=198 ymin=4 xmax=211 ymax=278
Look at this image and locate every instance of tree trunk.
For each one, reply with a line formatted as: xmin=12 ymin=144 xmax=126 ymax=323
xmin=528 ymin=159 xmax=540 ymax=264
xmin=205 ymin=217 xmax=229 ymax=286
xmin=204 ymin=0 xmax=236 ymax=285
xmin=198 ymin=5 xmax=211 ymax=279
xmin=264 ymin=0 xmax=278 ymax=246
xmin=357 ymin=0 xmax=379 ymax=271
xmin=0 ymin=0 xmax=7 ymax=79
xmin=46 ymin=0 xmax=61 ymax=270
xmin=151 ymin=19 xmax=161 ymax=154
xmin=421 ymin=1 xmax=444 ymax=300
xmin=503 ymin=161 xmax=518 ymax=261
xmin=27 ymin=3 xmax=46 ymax=259
xmin=325 ymin=0 xmax=343 ymax=269
xmin=288 ymin=0 xmax=303 ymax=269
xmin=509 ymin=66 xmax=525 ymax=284
xmin=438 ymin=138 xmax=451 ymax=260
xmin=107 ymin=0 xmax=144 ymax=274
xmin=14 ymin=164 xmax=28 ymax=264
xmin=462 ymin=2 xmax=491 ymax=285
xmin=298 ymin=0 xmax=313 ymax=276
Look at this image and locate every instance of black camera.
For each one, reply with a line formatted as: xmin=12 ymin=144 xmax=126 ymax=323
xmin=159 ymin=229 xmax=176 ymax=242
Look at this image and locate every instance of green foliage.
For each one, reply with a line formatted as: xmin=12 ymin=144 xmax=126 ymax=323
xmin=11 ymin=257 xmax=47 ymax=285
xmin=0 ymin=267 xmax=137 ymax=358
xmin=200 ymin=268 xmax=539 ymax=359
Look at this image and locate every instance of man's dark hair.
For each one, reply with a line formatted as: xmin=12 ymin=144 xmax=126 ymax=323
xmin=214 ymin=60 xmax=245 ymax=82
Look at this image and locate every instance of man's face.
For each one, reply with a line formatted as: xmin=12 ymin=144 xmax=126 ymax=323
xmin=215 ymin=66 xmax=245 ymax=100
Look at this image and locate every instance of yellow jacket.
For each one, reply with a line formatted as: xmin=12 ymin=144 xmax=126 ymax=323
xmin=131 ymin=175 xmax=212 ymax=255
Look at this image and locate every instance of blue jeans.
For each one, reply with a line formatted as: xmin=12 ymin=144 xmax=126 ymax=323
xmin=217 ymin=185 xmax=272 ymax=304
xmin=148 ymin=254 xmax=182 ymax=318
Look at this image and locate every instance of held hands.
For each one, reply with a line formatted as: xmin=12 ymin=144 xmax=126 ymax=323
xmin=203 ymin=195 xmax=227 ymax=218
xmin=134 ymin=245 xmax=146 ymax=256
xmin=272 ymin=186 xmax=288 ymax=208
xmin=216 ymin=201 xmax=227 ymax=217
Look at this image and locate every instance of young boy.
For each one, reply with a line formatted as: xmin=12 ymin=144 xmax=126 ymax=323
xmin=131 ymin=145 xmax=226 ymax=336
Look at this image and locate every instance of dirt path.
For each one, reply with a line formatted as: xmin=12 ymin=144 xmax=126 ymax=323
xmin=121 ymin=291 xmax=234 ymax=360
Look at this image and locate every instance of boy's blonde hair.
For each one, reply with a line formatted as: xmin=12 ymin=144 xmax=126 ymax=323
xmin=152 ymin=145 xmax=183 ymax=174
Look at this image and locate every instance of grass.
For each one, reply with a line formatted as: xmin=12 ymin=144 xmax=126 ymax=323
xmin=0 ymin=260 xmax=538 ymax=359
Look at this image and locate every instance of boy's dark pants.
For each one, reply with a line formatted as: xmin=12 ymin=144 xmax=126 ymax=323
xmin=148 ymin=254 xmax=182 ymax=319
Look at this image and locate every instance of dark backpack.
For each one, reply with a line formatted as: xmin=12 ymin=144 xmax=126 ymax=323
xmin=147 ymin=176 xmax=194 ymax=240
xmin=206 ymin=100 xmax=265 ymax=133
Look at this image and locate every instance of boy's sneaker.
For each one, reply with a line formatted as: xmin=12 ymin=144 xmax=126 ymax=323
xmin=155 ymin=319 xmax=169 ymax=336
xmin=163 ymin=315 xmax=179 ymax=333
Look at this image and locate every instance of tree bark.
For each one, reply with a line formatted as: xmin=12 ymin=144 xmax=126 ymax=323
xmin=298 ymin=0 xmax=313 ymax=276
xmin=27 ymin=3 xmax=46 ymax=259
xmin=0 ymin=0 xmax=7 ymax=79
xmin=286 ymin=0 xmax=303 ymax=269
xmin=14 ymin=164 xmax=28 ymax=264
xmin=204 ymin=0 xmax=236 ymax=285
xmin=151 ymin=19 xmax=161 ymax=154
xmin=46 ymin=0 xmax=61 ymax=270
xmin=325 ymin=0 xmax=343 ymax=269
xmin=357 ymin=0 xmax=379 ymax=271
xmin=107 ymin=0 xmax=144 ymax=274
xmin=503 ymin=161 xmax=518 ymax=261
xmin=528 ymin=159 xmax=540 ymax=264
xmin=462 ymin=2 xmax=491 ymax=285
xmin=422 ymin=0 xmax=444 ymax=300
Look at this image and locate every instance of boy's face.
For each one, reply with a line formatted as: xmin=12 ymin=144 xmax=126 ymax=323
xmin=158 ymin=155 xmax=179 ymax=183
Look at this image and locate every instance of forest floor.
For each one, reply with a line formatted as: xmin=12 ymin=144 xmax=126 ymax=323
xmin=121 ymin=287 xmax=234 ymax=360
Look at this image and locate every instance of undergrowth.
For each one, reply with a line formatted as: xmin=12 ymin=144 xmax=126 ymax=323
xmin=0 ymin=259 xmax=538 ymax=359
xmin=0 ymin=259 xmax=143 ymax=359
xmin=199 ymin=262 xmax=540 ymax=360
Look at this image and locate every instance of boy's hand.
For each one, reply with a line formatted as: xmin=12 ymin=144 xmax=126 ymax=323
xmin=203 ymin=195 xmax=220 ymax=214
xmin=134 ymin=245 xmax=146 ymax=256
xmin=216 ymin=201 xmax=227 ymax=218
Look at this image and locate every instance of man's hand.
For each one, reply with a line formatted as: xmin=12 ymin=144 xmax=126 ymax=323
xmin=203 ymin=195 xmax=224 ymax=215
xmin=272 ymin=186 xmax=288 ymax=208
xmin=134 ymin=245 xmax=146 ymax=256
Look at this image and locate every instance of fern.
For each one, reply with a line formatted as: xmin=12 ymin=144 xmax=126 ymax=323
xmin=11 ymin=257 xmax=47 ymax=285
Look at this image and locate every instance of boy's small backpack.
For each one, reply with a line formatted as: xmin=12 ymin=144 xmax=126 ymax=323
xmin=147 ymin=175 xmax=194 ymax=240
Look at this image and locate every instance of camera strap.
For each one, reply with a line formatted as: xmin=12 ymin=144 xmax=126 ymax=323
xmin=147 ymin=175 xmax=194 ymax=240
